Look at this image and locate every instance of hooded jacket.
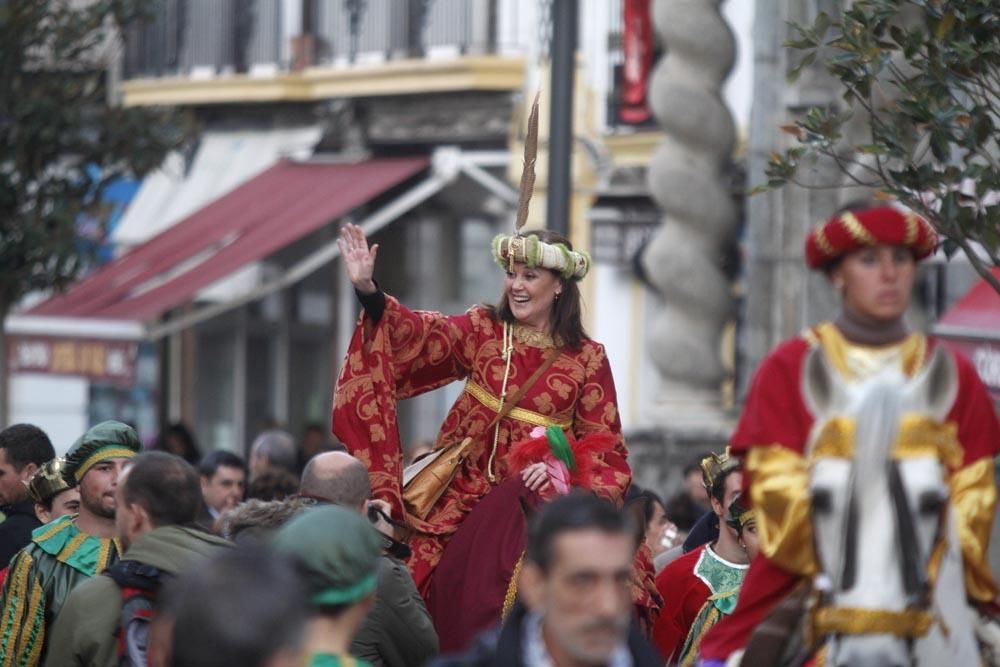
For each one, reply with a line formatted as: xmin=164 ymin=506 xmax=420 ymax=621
xmin=43 ymin=525 xmax=230 ymax=667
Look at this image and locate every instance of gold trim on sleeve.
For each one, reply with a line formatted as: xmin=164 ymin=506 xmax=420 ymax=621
xmin=949 ymin=457 xmax=998 ymax=603
xmin=745 ymin=445 xmax=817 ymax=577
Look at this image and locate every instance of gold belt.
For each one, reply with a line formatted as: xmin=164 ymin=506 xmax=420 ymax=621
xmin=464 ymin=380 xmax=572 ymax=430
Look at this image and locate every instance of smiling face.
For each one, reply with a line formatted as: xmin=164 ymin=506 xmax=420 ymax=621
xmin=830 ymin=245 xmax=916 ymax=322
xmin=504 ymin=263 xmax=563 ymax=331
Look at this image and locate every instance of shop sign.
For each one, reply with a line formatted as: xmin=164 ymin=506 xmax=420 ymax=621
xmin=8 ymin=336 xmax=138 ymax=384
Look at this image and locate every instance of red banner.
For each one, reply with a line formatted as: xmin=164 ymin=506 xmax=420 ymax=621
xmin=8 ymin=336 xmax=138 ymax=385
xmin=620 ymin=0 xmax=654 ymax=124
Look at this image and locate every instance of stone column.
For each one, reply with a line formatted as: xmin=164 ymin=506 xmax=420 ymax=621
xmin=642 ymin=0 xmax=738 ymax=431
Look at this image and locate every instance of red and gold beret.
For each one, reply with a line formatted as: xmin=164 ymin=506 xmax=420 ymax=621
xmin=805 ymin=205 xmax=938 ymax=269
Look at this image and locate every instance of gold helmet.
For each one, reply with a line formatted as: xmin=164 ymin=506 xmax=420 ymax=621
xmin=26 ymin=458 xmax=73 ymax=505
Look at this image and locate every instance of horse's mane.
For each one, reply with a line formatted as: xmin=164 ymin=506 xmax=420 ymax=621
xmin=850 ymin=377 xmax=902 ymax=499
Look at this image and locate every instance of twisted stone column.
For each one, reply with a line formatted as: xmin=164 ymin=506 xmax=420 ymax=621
xmin=642 ymin=0 xmax=738 ymax=429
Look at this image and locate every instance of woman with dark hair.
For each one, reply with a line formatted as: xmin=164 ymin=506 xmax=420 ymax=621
xmin=625 ymin=485 xmax=673 ymax=558
xmin=332 ymin=221 xmax=630 ymax=595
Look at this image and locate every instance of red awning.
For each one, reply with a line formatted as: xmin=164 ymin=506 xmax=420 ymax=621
xmin=934 ymin=267 xmax=1000 ymax=401
xmin=29 ymin=157 xmax=428 ymax=322
xmin=935 ymin=267 xmax=1000 ymax=341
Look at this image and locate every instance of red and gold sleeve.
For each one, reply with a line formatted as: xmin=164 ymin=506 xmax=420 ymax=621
xmin=944 ymin=348 xmax=1000 ymax=603
xmin=735 ymin=340 xmax=818 ymax=577
xmin=571 ymin=343 xmax=631 ymax=504
xmin=332 ymin=296 xmax=479 ymax=516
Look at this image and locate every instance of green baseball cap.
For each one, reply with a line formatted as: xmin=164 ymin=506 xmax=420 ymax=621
xmin=272 ymin=505 xmax=381 ymax=606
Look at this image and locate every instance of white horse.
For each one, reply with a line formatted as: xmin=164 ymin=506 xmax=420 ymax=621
xmin=802 ymin=347 xmax=981 ymax=667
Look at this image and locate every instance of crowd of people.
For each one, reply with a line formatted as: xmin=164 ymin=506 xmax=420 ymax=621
xmin=0 ymin=416 xmax=709 ymax=667
xmin=2 ymin=133 xmax=1000 ymax=667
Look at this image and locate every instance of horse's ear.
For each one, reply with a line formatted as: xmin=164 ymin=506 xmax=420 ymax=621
xmin=910 ymin=348 xmax=958 ymax=421
xmin=803 ymin=347 xmax=835 ymax=417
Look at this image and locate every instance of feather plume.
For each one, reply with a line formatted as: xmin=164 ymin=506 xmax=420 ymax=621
xmin=514 ymin=91 xmax=540 ymax=233
xmin=568 ymin=432 xmax=617 ymax=489
xmin=546 ymin=425 xmax=575 ymax=471
xmin=508 ymin=430 xmax=552 ymax=475
xmin=507 ymin=429 xmax=618 ymax=492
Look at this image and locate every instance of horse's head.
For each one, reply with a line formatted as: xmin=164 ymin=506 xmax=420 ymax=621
xmin=803 ymin=347 xmax=959 ymax=667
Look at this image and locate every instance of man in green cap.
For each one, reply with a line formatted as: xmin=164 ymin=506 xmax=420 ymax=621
xmin=0 ymin=420 xmax=139 ymax=666
xmin=272 ymin=505 xmax=382 ymax=667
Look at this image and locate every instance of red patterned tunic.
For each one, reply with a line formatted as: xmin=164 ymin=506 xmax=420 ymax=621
xmin=332 ymin=296 xmax=631 ymax=592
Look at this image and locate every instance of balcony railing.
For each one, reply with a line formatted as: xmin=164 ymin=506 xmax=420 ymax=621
xmin=123 ymin=0 xmax=512 ymax=80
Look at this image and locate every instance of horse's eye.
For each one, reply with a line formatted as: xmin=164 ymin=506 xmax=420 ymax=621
xmin=812 ymin=488 xmax=832 ymax=514
xmin=918 ymin=490 xmax=946 ymax=517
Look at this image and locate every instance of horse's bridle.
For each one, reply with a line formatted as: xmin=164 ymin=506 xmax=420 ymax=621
xmin=808 ymin=414 xmax=959 ymax=644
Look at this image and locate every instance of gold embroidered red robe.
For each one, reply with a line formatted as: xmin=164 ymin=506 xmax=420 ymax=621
xmin=332 ymin=296 xmax=631 ymax=592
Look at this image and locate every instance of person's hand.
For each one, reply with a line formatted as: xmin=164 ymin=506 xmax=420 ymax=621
xmin=521 ymin=462 xmax=551 ymax=492
xmin=366 ymin=498 xmax=394 ymax=538
xmin=337 ymin=222 xmax=378 ymax=295
xmin=661 ymin=520 xmax=681 ymax=551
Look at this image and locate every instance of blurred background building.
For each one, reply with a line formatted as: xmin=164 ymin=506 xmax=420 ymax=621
xmin=5 ymin=1 xmax=995 ymax=496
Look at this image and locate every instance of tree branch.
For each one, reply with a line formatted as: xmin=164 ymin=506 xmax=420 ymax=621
xmin=953 ymin=234 xmax=1000 ymax=294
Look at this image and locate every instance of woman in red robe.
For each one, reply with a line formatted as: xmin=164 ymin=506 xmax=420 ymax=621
xmin=331 ymin=223 xmax=631 ymax=596
xmin=698 ymin=203 xmax=1000 ymax=665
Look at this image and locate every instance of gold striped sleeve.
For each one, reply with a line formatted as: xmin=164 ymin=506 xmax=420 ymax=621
xmin=679 ymin=604 xmax=721 ymax=667
xmin=15 ymin=576 xmax=44 ymax=667
xmin=0 ymin=551 xmax=40 ymax=667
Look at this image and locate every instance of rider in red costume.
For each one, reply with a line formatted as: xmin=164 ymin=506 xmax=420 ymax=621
xmin=698 ymin=204 xmax=1000 ymax=664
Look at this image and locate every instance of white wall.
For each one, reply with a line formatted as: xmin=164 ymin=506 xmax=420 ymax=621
xmin=590 ymin=263 xmax=659 ymax=430
xmin=9 ymin=375 xmax=88 ymax=454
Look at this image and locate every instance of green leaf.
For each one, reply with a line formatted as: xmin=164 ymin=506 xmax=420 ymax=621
xmin=814 ymin=11 xmax=830 ymax=37
xmin=935 ymin=12 xmax=957 ymax=41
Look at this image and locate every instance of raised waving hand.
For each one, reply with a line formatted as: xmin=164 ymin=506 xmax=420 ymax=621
xmin=337 ymin=222 xmax=379 ymax=295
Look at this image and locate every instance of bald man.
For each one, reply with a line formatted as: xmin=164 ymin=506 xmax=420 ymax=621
xmin=298 ymin=452 xmax=438 ymax=667
xmin=299 ymin=451 xmax=372 ymax=513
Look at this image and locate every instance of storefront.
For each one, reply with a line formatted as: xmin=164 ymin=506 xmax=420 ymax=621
xmin=7 ymin=147 xmax=515 ymax=454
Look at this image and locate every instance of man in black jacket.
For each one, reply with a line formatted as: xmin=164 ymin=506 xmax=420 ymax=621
xmin=433 ymin=492 xmax=662 ymax=667
xmin=299 ymin=451 xmax=439 ymax=667
xmin=0 ymin=424 xmax=55 ymax=566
